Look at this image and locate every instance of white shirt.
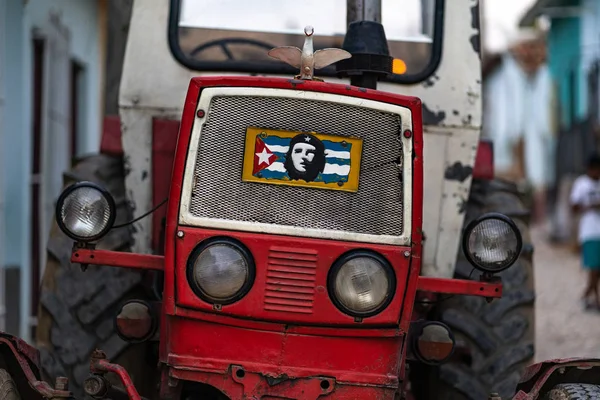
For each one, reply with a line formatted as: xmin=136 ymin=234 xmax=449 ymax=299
xmin=570 ymin=175 xmax=600 ymax=242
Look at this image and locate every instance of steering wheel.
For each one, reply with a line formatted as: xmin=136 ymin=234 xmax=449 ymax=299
xmin=190 ymin=38 xmax=277 ymax=61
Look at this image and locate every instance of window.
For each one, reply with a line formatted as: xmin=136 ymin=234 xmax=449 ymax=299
xmin=168 ymin=0 xmax=443 ymax=83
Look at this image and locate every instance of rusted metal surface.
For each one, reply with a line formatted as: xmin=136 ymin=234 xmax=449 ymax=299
xmin=416 ymin=276 xmax=503 ymax=298
xmin=0 ymin=333 xmax=71 ymax=399
xmin=512 ymin=358 xmax=600 ymax=399
xmin=89 ymin=350 xmax=143 ymax=400
xmin=170 ymin=366 xmax=397 ymax=399
xmin=54 ymin=376 xmax=69 ymax=391
xmin=71 ymin=248 xmax=164 ymax=271
xmin=83 ymin=374 xmax=109 ymax=397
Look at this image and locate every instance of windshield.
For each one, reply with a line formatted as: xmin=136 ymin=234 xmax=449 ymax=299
xmin=168 ymin=0 xmax=442 ymax=83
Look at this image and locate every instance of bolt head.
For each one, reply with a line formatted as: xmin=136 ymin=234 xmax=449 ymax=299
xmin=403 ymin=251 xmax=410 ymax=257
xmin=55 ymin=376 xmax=69 ymax=391
xmin=177 ymin=231 xmax=184 ymax=238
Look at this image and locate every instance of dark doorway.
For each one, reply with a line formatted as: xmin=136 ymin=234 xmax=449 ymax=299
xmin=30 ymin=37 xmax=45 ymax=339
xmin=70 ymin=61 xmax=84 ymax=164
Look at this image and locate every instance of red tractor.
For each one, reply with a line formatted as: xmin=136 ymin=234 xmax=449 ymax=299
xmin=1 ymin=46 xmax=524 ymax=400
xmin=1 ymin=1 xmax=600 ymax=399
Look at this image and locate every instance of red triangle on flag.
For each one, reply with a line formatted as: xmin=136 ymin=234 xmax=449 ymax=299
xmin=253 ymin=136 xmax=276 ymax=175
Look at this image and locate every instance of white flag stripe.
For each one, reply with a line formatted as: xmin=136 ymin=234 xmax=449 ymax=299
xmin=264 ymin=144 xmax=350 ymax=159
xmin=266 ymin=162 xmax=287 ymax=172
xmin=323 ymin=164 xmax=350 ymax=175
xmin=265 ymin=162 xmax=350 ymax=176
xmin=324 ymin=150 xmax=351 ymax=159
xmin=265 ymin=144 xmax=289 ymax=153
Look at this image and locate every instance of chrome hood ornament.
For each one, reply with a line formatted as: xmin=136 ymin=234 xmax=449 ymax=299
xmin=268 ymin=26 xmax=352 ymax=80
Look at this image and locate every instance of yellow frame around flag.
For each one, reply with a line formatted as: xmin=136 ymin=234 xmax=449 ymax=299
xmin=242 ymin=126 xmax=363 ymax=192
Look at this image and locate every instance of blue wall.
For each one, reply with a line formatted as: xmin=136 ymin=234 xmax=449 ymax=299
xmin=1 ymin=0 xmax=104 ymax=341
xmin=547 ymin=16 xmax=582 ymax=128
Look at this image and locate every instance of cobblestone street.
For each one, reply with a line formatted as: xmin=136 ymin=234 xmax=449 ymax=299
xmin=533 ymin=225 xmax=600 ymax=362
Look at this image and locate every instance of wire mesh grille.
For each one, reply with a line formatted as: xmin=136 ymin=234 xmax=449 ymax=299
xmin=188 ymin=94 xmax=404 ymax=236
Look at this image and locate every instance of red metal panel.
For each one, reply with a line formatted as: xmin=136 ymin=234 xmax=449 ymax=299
xmin=151 ymin=118 xmax=180 ymax=253
xmin=175 ymin=227 xmax=411 ymax=327
xmin=174 ymin=306 xmax=402 ymax=338
xmin=0 ymin=333 xmax=66 ymax=399
xmin=417 ymin=276 xmax=502 ymax=298
xmin=161 ymin=78 xmax=202 ymax=363
xmin=100 ymin=115 xmax=123 ymax=155
xmin=166 ymin=317 xmax=401 ymax=387
xmin=70 ymin=248 xmax=164 ymax=271
xmin=472 ymin=139 xmax=494 ymax=180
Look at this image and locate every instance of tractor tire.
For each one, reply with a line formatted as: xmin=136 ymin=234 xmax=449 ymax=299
xmin=0 ymin=369 xmax=20 ymax=400
xmin=435 ymin=178 xmax=536 ymax=400
xmin=35 ymin=154 xmax=158 ymax=398
xmin=544 ymin=383 xmax=600 ymax=399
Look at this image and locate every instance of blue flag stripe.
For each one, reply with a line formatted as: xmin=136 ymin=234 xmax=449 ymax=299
xmin=272 ymin=153 xmax=350 ymax=166
xmin=262 ymin=135 xmax=354 ymax=153
xmin=258 ymin=169 xmax=350 ymax=184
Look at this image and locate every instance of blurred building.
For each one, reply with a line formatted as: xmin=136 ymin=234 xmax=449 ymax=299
xmin=521 ymin=0 xmax=600 ymax=243
xmin=0 ymin=0 xmax=109 ymax=342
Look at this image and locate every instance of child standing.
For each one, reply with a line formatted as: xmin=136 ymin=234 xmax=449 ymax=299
xmin=570 ymin=153 xmax=600 ymax=310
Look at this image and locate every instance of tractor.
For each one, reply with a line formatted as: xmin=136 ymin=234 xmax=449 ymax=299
xmin=0 ymin=0 xmax=598 ymax=399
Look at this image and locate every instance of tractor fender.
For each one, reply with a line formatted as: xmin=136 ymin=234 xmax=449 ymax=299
xmin=0 ymin=332 xmax=70 ymax=399
xmin=512 ymin=358 xmax=600 ymax=399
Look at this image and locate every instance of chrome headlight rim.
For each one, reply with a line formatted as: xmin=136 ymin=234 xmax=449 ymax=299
xmin=55 ymin=181 xmax=116 ymax=242
xmin=327 ymin=250 xmax=397 ymax=318
xmin=462 ymin=212 xmax=523 ymax=273
xmin=185 ymin=237 xmax=256 ymax=306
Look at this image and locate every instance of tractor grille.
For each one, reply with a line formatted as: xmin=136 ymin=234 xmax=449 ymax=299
xmin=264 ymin=246 xmax=318 ymax=315
xmin=188 ymin=93 xmax=404 ymax=236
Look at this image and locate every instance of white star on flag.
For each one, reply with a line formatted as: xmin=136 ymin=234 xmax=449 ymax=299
xmin=256 ymin=148 xmax=273 ymax=166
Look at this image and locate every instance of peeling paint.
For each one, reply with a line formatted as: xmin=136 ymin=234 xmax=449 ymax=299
xmin=423 ymin=78 xmax=435 ymax=88
xmin=123 ymin=154 xmax=132 ymax=177
xmin=287 ymin=79 xmax=304 ymax=88
xmin=141 ymin=170 xmax=148 ymax=181
xmin=422 ymin=104 xmax=446 ymax=125
xmin=452 ymin=110 xmax=459 ymax=116
xmin=444 ymin=162 xmax=473 ymax=182
xmin=458 ymin=196 xmax=468 ymax=213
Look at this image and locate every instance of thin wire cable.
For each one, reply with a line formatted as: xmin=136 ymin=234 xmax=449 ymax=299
xmin=112 ymin=198 xmax=169 ymax=229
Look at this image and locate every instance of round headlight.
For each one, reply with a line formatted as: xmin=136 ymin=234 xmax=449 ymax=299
xmin=186 ymin=238 xmax=255 ymax=305
xmin=55 ymin=182 xmax=116 ymax=242
xmin=462 ymin=212 xmax=523 ymax=273
xmin=328 ymin=251 xmax=396 ymax=318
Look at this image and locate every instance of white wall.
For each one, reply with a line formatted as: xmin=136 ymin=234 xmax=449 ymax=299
xmin=1 ymin=0 xmax=103 ymax=342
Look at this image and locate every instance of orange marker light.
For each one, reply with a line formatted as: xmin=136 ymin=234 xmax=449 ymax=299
xmin=392 ymin=58 xmax=407 ymax=75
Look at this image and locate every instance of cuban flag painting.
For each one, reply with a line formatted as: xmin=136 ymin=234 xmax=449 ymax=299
xmin=242 ymin=127 xmax=363 ymax=192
